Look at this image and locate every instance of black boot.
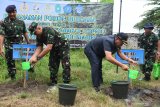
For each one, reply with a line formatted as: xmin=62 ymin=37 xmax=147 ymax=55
xmin=94 ymin=86 xmax=100 ymax=92
xmin=10 ymin=74 xmax=16 ymax=80
xmin=63 ymin=75 xmax=70 ymax=84
xmin=48 ymin=80 xmax=57 ymax=86
xmin=143 ymin=72 xmax=151 ymax=81
xmin=9 ymin=68 xmax=16 ymax=80
xmin=143 ymin=76 xmax=150 ymax=81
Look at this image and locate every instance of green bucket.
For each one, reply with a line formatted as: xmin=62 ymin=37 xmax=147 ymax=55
xmin=129 ymin=69 xmax=139 ymax=79
xmin=153 ymin=63 xmax=160 ymax=80
xmin=22 ymin=61 xmax=30 ymax=70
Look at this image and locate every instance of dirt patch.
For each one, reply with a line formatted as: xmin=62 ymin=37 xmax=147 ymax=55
xmin=0 ymin=80 xmax=49 ymax=98
xmin=102 ymin=86 xmax=160 ymax=107
xmin=0 ymin=79 xmax=62 ymax=107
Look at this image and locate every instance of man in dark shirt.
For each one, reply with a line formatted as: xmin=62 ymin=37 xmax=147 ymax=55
xmin=28 ymin=22 xmax=71 ymax=86
xmin=0 ymin=5 xmax=30 ymax=80
xmin=84 ymin=32 xmax=137 ymax=92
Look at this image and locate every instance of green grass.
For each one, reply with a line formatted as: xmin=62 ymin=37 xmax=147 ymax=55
xmin=0 ymin=49 xmax=159 ymax=107
xmin=18 ymin=92 xmax=31 ymax=99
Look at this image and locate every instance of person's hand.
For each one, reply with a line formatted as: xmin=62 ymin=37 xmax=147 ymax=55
xmin=0 ymin=49 xmax=5 ymax=58
xmin=121 ymin=64 xmax=129 ymax=71
xmin=29 ymin=56 xmax=38 ymax=64
xmin=128 ymin=58 xmax=138 ymax=66
xmin=27 ymin=40 xmax=31 ymax=44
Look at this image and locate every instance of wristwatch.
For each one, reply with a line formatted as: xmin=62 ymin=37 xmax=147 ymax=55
xmin=37 ymin=56 xmax=41 ymax=60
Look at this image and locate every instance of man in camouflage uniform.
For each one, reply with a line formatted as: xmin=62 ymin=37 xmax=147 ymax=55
xmin=0 ymin=5 xmax=30 ymax=80
xmin=138 ymin=23 xmax=158 ymax=81
xmin=158 ymin=30 xmax=160 ymax=39
xmin=29 ymin=22 xmax=71 ymax=86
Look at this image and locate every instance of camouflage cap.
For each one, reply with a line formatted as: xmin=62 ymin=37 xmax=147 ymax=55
xmin=28 ymin=22 xmax=38 ymax=34
xmin=6 ymin=5 xmax=16 ymax=13
xmin=143 ymin=23 xmax=154 ymax=29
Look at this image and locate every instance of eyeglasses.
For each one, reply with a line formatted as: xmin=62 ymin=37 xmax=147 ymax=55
xmin=121 ymin=40 xmax=128 ymax=45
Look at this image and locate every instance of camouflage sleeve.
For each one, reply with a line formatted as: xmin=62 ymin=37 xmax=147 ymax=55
xmin=0 ymin=20 xmax=5 ymax=36
xmin=158 ymin=32 xmax=160 ymax=40
xmin=36 ymin=37 xmax=43 ymax=46
xmin=137 ymin=34 xmax=142 ymax=48
xmin=47 ymin=29 xmax=56 ymax=44
xmin=22 ymin=21 xmax=27 ymax=33
xmin=154 ymin=34 xmax=158 ymax=49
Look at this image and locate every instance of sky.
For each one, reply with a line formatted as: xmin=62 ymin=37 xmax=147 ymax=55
xmin=113 ymin=0 xmax=154 ymax=34
xmin=91 ymin=0 xmax=154 ymax=34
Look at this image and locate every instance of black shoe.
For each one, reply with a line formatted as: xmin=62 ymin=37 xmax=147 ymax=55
xmin=94 ymin=86 xmax=100 ymax=92
xmin=143 ymin=76 xmax=151 ymax=81
xmin=47 ymin=83 xmax=56 ymax=86
xmin=63 ymin=80 xmax=70 ymax=84
xmin=9 ymin=68 xmax=16 ymax=80
xmin=47 ymin=81 xmax=57 ymax=86
xmin=143 ymin=72 xmax=151 ymax=81
xmin=63 ymin=75 xmax=70 ymax=84
xmin=11 ymin=75 xmax=16 ymax=80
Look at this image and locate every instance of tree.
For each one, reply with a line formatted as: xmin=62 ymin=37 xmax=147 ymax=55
xmin=134 ymin=0 xmax=160 ymax=30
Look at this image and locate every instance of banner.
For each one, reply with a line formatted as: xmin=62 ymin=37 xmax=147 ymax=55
xmin=0 ymin=0 xmax=113 ymax=48
xmin=115 ymin=49 xmax=145 ymax=64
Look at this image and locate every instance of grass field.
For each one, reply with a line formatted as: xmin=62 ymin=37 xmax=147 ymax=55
xmin=0 ymin=49 xmax=159 ymax=107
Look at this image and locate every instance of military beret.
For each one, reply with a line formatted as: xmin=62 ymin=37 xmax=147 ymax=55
xmin=143 ymin=23 xmax=154 ymax=29
xmin=28 ymin=22 xmax=38 ymax=34
xmin=6 ymin=5 xmax=16 ymax=13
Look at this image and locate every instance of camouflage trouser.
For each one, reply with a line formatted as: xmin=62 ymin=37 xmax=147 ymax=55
xmin=4 ymin=39 xmax=19 ymax=77
xmin=140 ymin=53 xmax=156 ymax=77
xmin=49 ymin=41 xmax=71 ymax=83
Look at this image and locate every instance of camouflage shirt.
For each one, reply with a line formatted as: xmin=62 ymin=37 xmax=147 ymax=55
xmin=36 ymin=27 xmax=67 ymax=47
xmin=158 ymin=31 xmax=160 ymax=39
xmin=0 ymin=17 xmax=27 ymax=38
xmin=138 ymin=32 xmax=158 ymax=54
xmin=0 ymin=23 xmax=4 ymax=35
